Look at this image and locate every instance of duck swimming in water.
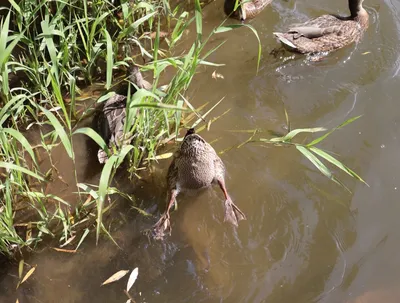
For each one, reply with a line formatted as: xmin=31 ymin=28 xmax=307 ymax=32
xmin=152 ymin=128 xmax=246 ymax=240
xmin=224 ymin=0 xmax=273 ymax=21
xmin=92 ymin=64 xmax=151 ymax=164
xmin=273 ymin=0 xmax=369 ymax=54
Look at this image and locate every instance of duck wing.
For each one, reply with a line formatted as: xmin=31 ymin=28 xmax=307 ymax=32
xmin=274 ymin=15 xmax=361 ymax=53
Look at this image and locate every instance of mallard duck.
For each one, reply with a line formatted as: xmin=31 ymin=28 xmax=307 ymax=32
xmin=224 ymin=0 xmax=273 ymax=21
xmin=273 ymin=0 xmax=369 ymax=54
xmin=152 ymin=128 xmax=246 ymax=240
xmin=92 ymin=64 xmax=151 ymax=164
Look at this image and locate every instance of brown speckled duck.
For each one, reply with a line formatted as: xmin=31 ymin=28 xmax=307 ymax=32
xmin=92 ymin=64 xmax=151 ymax=164
xmin=152 ymin=128 xmax=246 ymax=240
xmin=224 ymin=0 xmax=273 ymax=21
xmin=273 ymin=0 xmax=369 ymax=54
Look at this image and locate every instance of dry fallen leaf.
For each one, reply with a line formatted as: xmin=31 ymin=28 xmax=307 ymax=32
xmin=21 ymin=265 xmax=36 ymax=285
xmin=52 ymin=248 xmax=77 ymax=253
xmin=212 ymin=70 xmax=224 ymax=80
xmin=362 ymin=51 xmax=371 ymax=55
xmin=18 ymin=260 xmax=24 ymax=280
xmin=127 ymin=267 xmax=139 ymax=292
xmin=101 ymin=270 xmax=129 ymax=286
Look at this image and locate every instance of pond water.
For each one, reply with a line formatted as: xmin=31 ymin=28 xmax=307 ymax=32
xmin=3 ymin=0 xmax=400 ymax=302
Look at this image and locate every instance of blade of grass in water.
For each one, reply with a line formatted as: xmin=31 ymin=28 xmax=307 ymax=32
xmin=104 ymin=28 xmax=113 ymax=90
xmin=310 ymin=146 xmax=368 ymax=186
xmin=0 ymin=162 xmax=44 ymax=181
xmin=96 ymin=154 xmax=118 ymax=244
xmin=38 ymin=105 xmax=73 ymax=158
xmin=307 ymin=115 xmax=362 ymax=147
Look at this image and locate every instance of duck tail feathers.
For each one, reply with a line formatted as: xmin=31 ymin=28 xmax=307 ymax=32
xmin=273 ymin=32 xmax=298 ymax=50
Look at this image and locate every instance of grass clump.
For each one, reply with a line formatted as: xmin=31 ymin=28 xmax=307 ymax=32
xmin=0 ymin=0 xmax=232 ymax=256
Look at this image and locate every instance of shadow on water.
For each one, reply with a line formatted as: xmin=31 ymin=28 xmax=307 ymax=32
xmin=4 ymin=0 xmax=400 ymax=302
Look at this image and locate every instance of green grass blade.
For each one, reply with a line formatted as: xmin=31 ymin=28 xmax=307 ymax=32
xmin=96 ymin=154 xmax=118 ymax=244
xmin=73 ymin=127 xmax=108 ymax=154
xmin=2 ymin=128 xmax=37 ymax=166
xmin=40 ymin=17 xmax=59 ymax=79
xmin=97 ymin=92 xmax=116 ymax=104
xmin=0 ymin=162 xmax=44 ymax=181
xmin=38 ymin=105 xmax=73 ymax=158
xmin=307 ymin=115 xmax=362 ymax=147
xmin=310 ymin=147 xmax=368 ymax=186
xmin=75 ymin=228 xmax=89 ymax=251
xmin=296 ymin=145 xmax=333 ymax=180
xmin=194 ymin=0 xmax=202 ymax=41
xmin=103 ymin=28 xmax=113 ymax=90
xmin=282 ymin=127 xmax=326 ymax=142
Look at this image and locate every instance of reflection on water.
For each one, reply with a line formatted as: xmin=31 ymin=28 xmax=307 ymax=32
xmin=3 ymin=0 xmax=400 ymax=302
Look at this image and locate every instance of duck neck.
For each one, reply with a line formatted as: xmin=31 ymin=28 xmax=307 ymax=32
xmin=224 ymin=0 xmax=238 ymax=16
xmin=349 ymin=0 xmax=364 ymax=17
xmin=349 ymin=0 xmax=368 ymax=27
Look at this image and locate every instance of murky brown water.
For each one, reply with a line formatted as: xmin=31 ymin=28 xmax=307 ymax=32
xmin=3 ymin=0 xmax=400 ymax=302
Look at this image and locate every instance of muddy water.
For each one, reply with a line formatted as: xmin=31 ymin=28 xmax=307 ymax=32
xmin=3 ymin=0 xmax=400 ymax=302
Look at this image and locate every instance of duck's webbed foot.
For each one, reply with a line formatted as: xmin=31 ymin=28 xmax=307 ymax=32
xmin=151 ymin=189 xmax=178 ymax=240
xmin=217 ymin=178 xmax=246 ymax=226
xmin=152 ymin=213 xmax=171 ymax=240
xmin=224 ymin=198 xmax=246 ymax=226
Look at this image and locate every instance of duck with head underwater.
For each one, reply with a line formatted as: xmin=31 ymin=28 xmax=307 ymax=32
xmin=152 ymin=128 xmax=246 ymax=240
xmin=224 ymin=0 xmax=273 ymax=22
xmin=273 ymin=0 xmax=369 ymax=54
xmin=92 ymin=63 xmax=152 ymax=164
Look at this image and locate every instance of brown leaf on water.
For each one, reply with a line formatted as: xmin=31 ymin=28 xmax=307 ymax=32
xmin=101 ymin=270 xmax=129 ymax=286
xmin=52 ymin=248 xmax=77 ymax=253
xmin=21 ymin=265 xmax=36 ymax=285
xmin=212 ymin=70 xmax=224 ymax=80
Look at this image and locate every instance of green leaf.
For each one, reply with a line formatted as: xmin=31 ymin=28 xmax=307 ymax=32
xmin=97 ymin=92 xmax=116 ymax=104
xmin=96 ymin=154 xmax=118 ymax=244
xmin=73 ymin=127 xmax=108 ymax=154
xmin=103 ymin=29 xmax=113 ymax=90
xmin=296 ymin=145 xmax=332 ymax=180
xmin=0 ymin=13 xmax=23 ymax=72
xmin=282 ymin=127 xmax=326 ymax=142
xmin=38 ymin=105 xmax=73 ymax=158
xmin=194 ymin=0 xmax=202 ymax=41
xmin=0 ymin=162 xmax=44 ymax=181
xmin=75 ymin=228 xmax=89 ymax=251
xmin=2 ymin=128 xmax=37 ymax=166
xmin=307 ymin=115 xmax=362 ymax=147
xmin=40 ymin=17 xmax=59 ymax=79
xmin=310 ymin=147 xmax=368 ymax=186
